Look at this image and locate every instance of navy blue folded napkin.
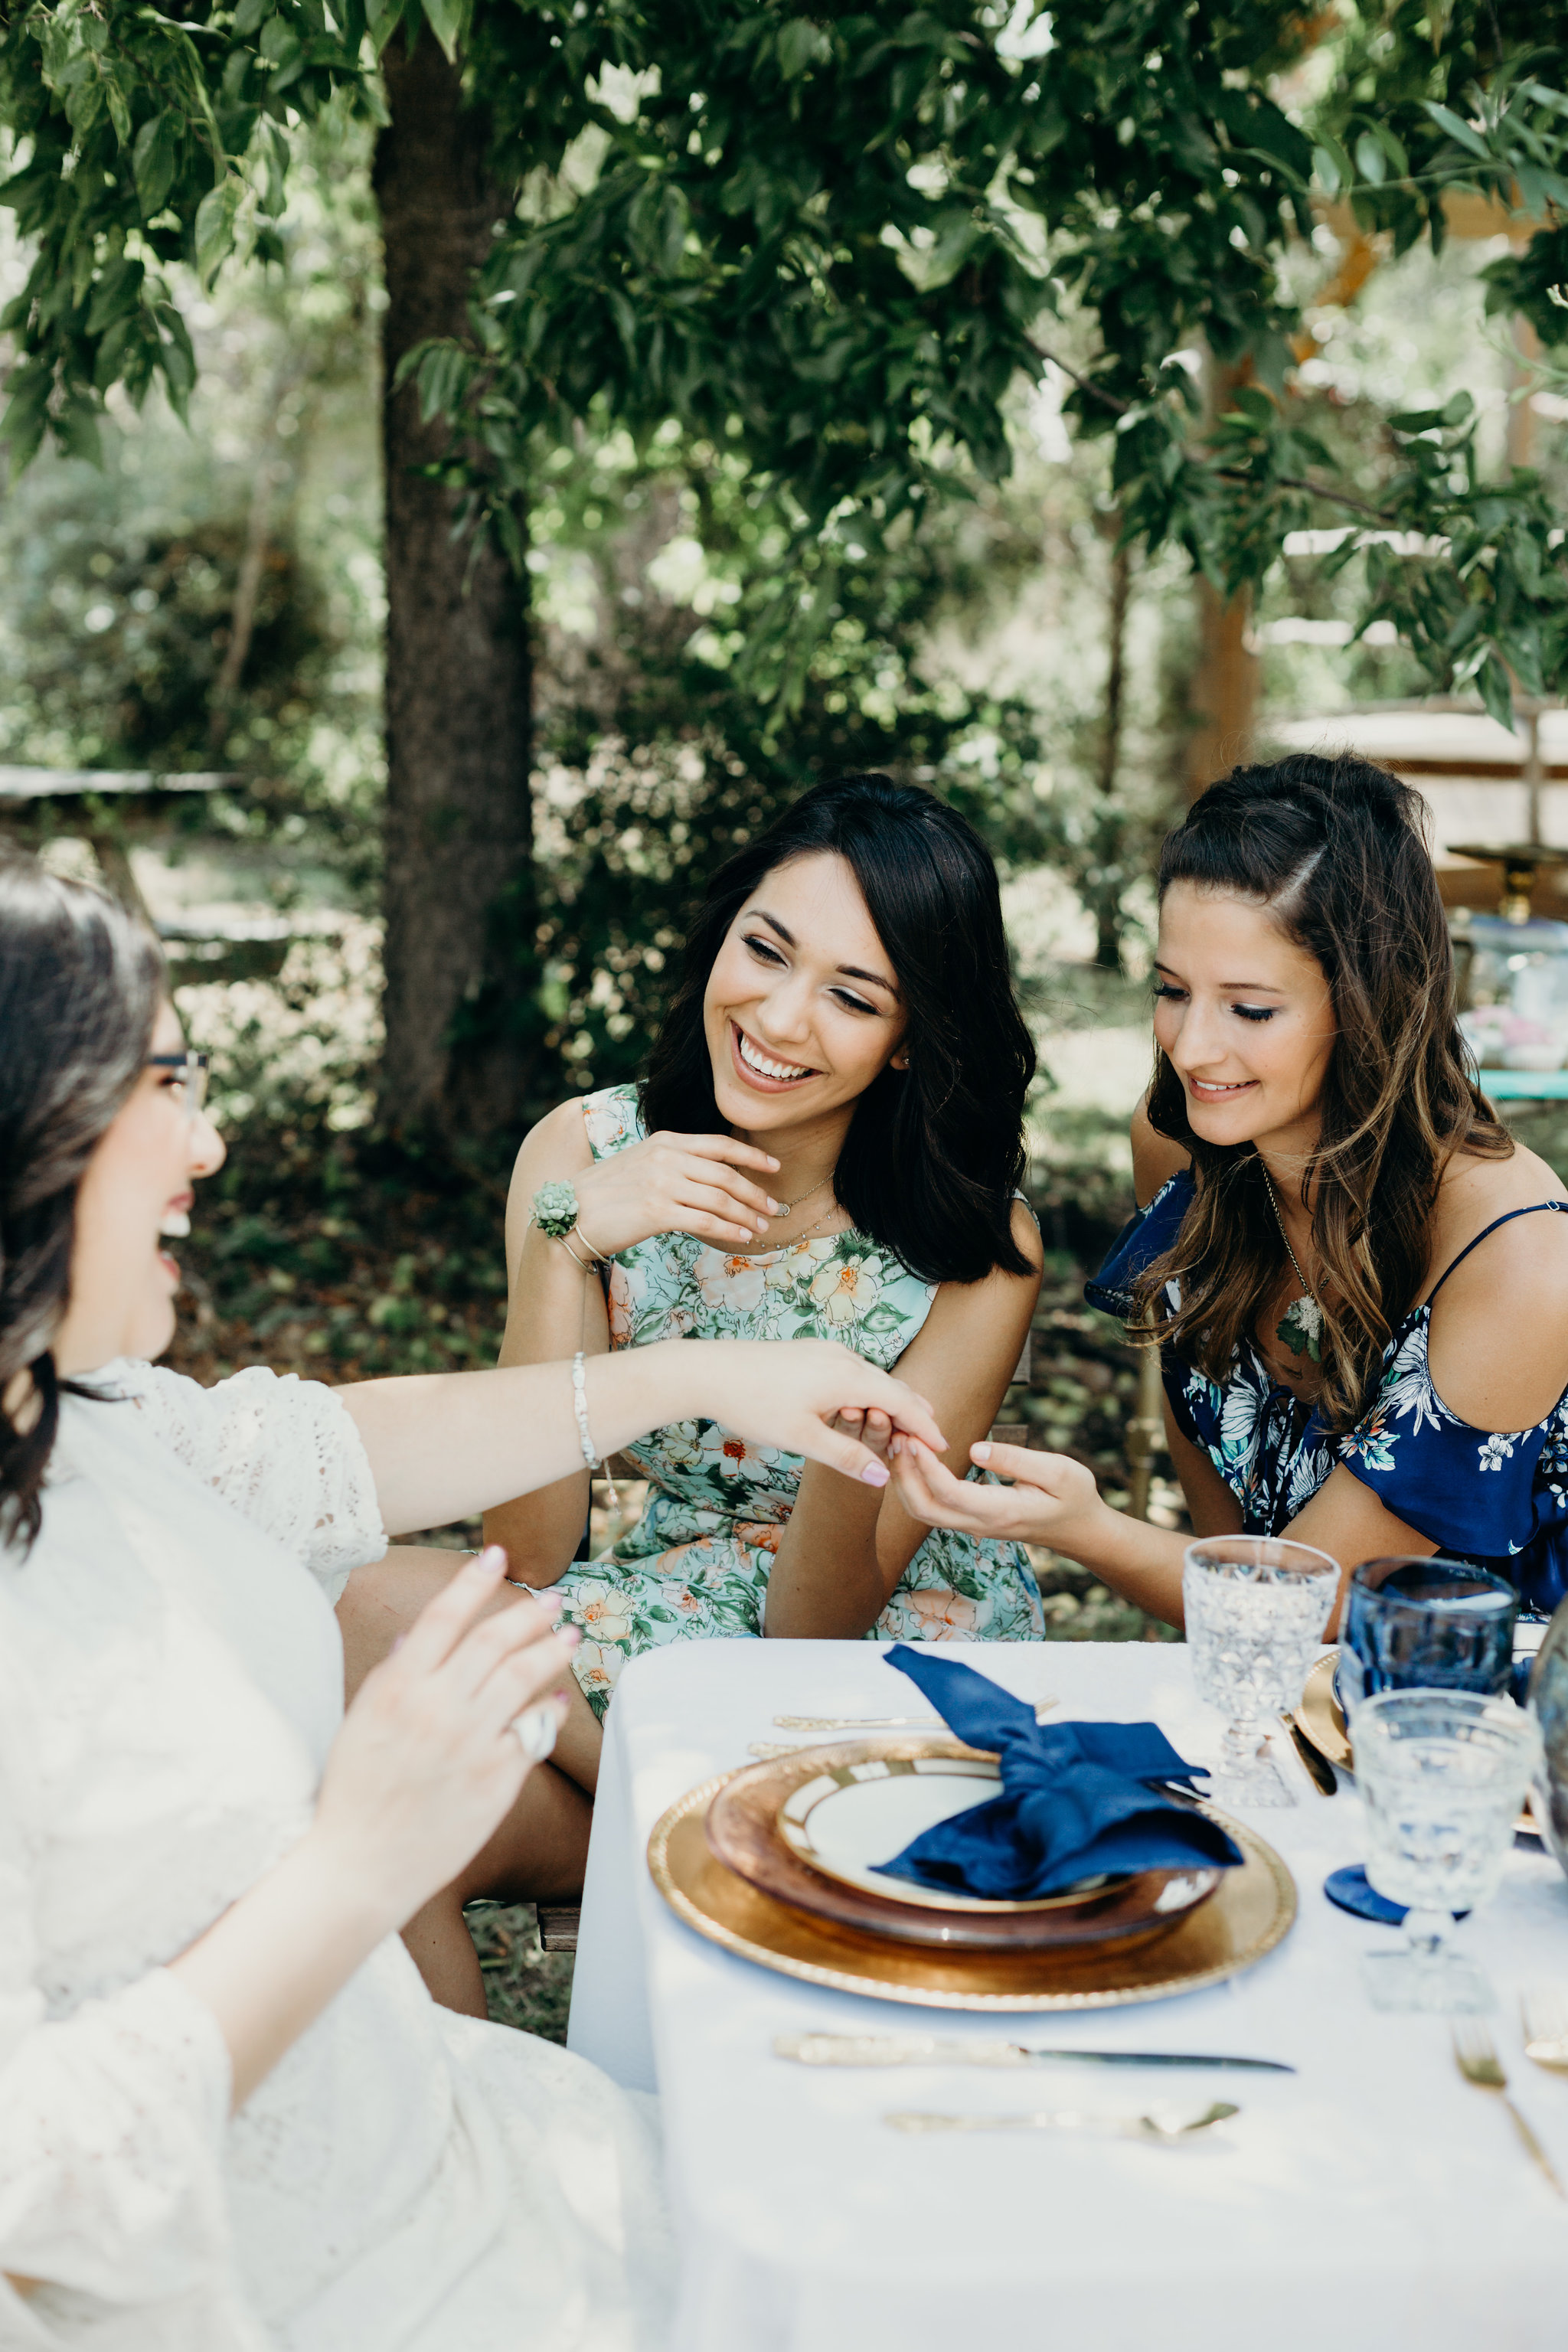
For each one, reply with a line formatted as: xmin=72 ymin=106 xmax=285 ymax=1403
xmin=869 ymin=1645 xmax=1245 ymax=1900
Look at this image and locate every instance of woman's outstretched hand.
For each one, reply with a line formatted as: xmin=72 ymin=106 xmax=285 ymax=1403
xmin=571 ymin=1129 xmax=783 ymax=1257
xmin=686 ymin=1338 xmax=946 ymax=1488
xmin=312 ymin=1547 xmax=578 ymax=1925
xmin=889 ymin=1433 xmax=1105 ymax=1546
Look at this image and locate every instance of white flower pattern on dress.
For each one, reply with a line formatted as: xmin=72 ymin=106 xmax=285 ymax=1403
xmin=554 ymin=1083 xmax=1044 ymax=1715
xmin=1089 ymin=1172 xmax=1568 ymax=1612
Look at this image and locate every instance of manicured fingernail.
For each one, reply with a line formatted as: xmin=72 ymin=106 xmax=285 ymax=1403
xmin=766 ymin=1197 xmax=780 ymax=1213
xmin=861 ymin=1461 xmax=890 ymax=1486
xmin=531 ymin=1589 xmax=565 ymax=1619
xmin=475 ymin=1544 xmax=507 ymax=1577
xmin=559 ymin=1624 xmax=582 ymax=1648
xmin=756 ymin=1217 xmax=769 ymax=1230
xmin=971 ymin=1442 xmax=991 ymax=1462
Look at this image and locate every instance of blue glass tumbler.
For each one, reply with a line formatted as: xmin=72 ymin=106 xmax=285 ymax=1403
xmin=1340 ymin=1556 xmax=1518 ymax=1717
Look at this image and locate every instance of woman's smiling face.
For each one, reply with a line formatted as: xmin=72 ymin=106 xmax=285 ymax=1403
xmin=54 ymin=1001 xmax=226 ymax=1375
xmin=702 ymin=851 xmax=909 ymax=1135
xmin=1152 ymin=883 xmax=1337 ymax=1158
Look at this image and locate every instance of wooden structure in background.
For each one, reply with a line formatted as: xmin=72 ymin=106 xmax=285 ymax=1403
xmin=1188 ymin=192 xmax=1548 ymax=798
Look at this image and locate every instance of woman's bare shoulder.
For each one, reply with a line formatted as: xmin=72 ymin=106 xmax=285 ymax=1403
xmin=1424 ymin=1142 xmax=1568 ymax=1428
xmin=1426 ymin=1138 xmax=1568 ymax=1289
xmin=1131 ymin=1093 xmax=1189 ymax=1208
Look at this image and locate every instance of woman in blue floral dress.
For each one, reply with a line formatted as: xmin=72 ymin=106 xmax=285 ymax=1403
xmin=889 ymin=754 xmax=1568 ymax=1628
xmin=478 ymin=773 xmax=1045 ymax=1722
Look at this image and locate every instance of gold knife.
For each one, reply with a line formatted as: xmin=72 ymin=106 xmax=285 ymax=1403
xmin=771 ymin=1703 xmax=1056 ymax=1730
xmin=775 ymin=2033 xmax=1294 ymax=2074
xmin=1282 ymin=1712 xmax=1337 ymax=1795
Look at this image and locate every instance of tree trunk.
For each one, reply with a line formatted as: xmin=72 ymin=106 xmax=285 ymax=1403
xmin=374 ymin=34 xmax=535 ymax=1138
xmin=1093 ymin=541 xmax=1131 ymax=972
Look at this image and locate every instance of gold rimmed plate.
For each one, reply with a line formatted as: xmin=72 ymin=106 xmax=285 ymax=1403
xmin=775 ymin=1747 xmax=1120 ymax=1913
xmin=1293 ymin=1646 xmax=1537 ymax=1833
xmin=707 ymin=1736 xmax=1222 ymax=1951
xmin=655 ymin=1768 xmax=1296 ymax=2010
xmin=1295 ymin=1649 xmax=1352 ymax=1772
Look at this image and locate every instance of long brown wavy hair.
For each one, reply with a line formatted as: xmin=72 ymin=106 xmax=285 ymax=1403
xmin=1137 ymin=753 xmax=1511 ymax=1433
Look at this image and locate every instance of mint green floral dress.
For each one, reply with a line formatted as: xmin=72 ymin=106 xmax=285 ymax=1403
xmin=554 ymin=1084 xmax=1044 ymax=1717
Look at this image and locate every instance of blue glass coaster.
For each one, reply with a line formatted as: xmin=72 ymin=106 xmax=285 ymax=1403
xmin=1325 ymin=1865 xmax=1468 ymax=1926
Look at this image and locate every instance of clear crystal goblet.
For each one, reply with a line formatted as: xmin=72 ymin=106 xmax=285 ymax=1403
xmin=1355 ymin=1689 xmax=1541 ymax=2014
xmin=1183 ymin=1535 xmax=1342 ymax=1808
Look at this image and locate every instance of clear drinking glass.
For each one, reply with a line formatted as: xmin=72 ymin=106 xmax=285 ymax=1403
xmin=1355 ymin=1690 xmax=1541 ymax=2014
xmin=1183 ymin=1535 xmax=1342 ymax=1808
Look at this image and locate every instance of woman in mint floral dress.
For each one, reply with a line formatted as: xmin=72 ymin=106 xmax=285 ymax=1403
xmin=547 ymin=1083 xmax=1042 ymax=1713
xmin=484 ymin=772 xmax=1046 ymax=1722
xmin=888 ymin=754 xmax=1568 ymax=1632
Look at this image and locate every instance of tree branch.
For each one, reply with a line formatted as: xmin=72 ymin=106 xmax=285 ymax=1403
xmin=1027 ymin=339 xmax=1395 ymax=520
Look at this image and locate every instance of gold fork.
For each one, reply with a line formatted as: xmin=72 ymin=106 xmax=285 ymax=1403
xmin=1452 ymin=2021 xmax=1568 ymax=2200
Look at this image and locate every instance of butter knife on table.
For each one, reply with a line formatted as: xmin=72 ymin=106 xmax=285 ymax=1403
xmin=1282 ymin=1711 xmax=1337 ymax=1796
xmin=775 ymin=2034 xmax=1294 ymax=2075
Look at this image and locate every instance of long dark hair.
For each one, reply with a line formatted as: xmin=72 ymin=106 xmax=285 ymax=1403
xmin=0 ymin=857 xmax=164 ymax=1550
xmin=1138 ymin=753 xmax=1511 ymax=1431
xmin=641 ymin=773 xmax=1036 ymax=1282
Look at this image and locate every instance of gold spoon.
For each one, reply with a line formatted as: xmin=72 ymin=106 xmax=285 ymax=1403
xmin=884 ymin=2099 xmax=1240 ymax=2142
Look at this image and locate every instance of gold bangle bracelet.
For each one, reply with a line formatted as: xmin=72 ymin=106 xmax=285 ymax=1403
xmin=559 ymin=1234 xmax=596 ymax=1275
xmin=570 ymin=1219 xmax=610 ymax=1265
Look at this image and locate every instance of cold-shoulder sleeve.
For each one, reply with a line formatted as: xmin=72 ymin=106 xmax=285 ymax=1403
xmin=1084 ymin=1173 xmax=1193 ymax=1321
xmin=1337 ymin=1314 xmax=1566 ymax=1563
xmin=105 ymin=1361 xmax=386 ymax=1604
xmin=0 ymin=1775 xmax=258 ymax=2343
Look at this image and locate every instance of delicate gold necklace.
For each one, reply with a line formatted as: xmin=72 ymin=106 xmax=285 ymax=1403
xmin=1259 ymin=1161 xmax=1324 ymax=1364
xmin=773 ymin=1175 xmax=835 ymax=1223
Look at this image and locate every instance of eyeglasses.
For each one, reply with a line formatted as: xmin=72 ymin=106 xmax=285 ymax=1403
xmin=146 ymin=1051 xmax=210 ymax=1118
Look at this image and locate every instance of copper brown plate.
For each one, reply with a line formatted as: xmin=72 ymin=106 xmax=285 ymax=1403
xmin=705 ymin=1736 xmax=1222 ymax=1952
xmin=653 ymin=1771 xmax=1297 ymax=2010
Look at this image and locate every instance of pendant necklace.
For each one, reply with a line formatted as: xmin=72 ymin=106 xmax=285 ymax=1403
xmin=772 ymin=1175 xmax=834 ymax=1223
xmin=1259 ymin=1161 xmax=1324 ymax=1365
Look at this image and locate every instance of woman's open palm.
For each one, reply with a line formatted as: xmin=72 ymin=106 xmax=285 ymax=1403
xmin=890 ymin=1434 xmax=1102 ymax=1546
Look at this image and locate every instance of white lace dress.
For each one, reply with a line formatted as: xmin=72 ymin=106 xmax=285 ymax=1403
xmin=0 ymin=1361 xmax=673 ymax=2352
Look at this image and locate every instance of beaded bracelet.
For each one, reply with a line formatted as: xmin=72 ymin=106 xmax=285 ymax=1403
xmin=570 ymin=1349 xmax=599 ymax=1469
xmin=571 ymin=1350 xmax=620 ymax=1510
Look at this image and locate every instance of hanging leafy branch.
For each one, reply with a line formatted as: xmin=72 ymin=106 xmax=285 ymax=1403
xmin=5 ymin=1 xmax=1568 ymax=724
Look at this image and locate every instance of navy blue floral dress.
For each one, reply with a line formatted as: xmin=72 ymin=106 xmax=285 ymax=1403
xmin=1087 ymin=1174 xmax=1568 ymax=1615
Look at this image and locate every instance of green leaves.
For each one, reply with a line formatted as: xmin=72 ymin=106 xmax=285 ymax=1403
xmin=420 ymin=0 xmax=468 ymax=66
xmin=194 ymin=175 xmax=243 ymax=286
xmin=1422 ymin=97 xmax=1491 ymax=158
xmin=133 ymin=110 xmax=180 ymax=216
xmin=5 ymin=0 xmax=1568 ymax=740
xmin=776 ymin=18 xmax=831 ymax=80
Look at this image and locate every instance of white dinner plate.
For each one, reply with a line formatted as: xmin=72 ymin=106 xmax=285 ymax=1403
xmin=776 ymin=1753 xmax=1122 ymax=1914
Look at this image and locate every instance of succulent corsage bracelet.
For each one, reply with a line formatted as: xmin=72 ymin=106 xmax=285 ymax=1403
xmin=531 ymin=1180 xmax=609 ymax=1274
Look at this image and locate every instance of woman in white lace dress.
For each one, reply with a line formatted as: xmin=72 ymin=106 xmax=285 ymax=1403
xmin=0 ymin=861 xmax=943 ymax=2352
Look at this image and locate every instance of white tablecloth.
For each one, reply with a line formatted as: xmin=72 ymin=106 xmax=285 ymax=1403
xmin=567 ymin=1638 xmax=1568 ymax=2352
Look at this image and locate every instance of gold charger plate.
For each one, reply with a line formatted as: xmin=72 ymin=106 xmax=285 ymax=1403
xmin=652 ymin=1769 xmax=1296 ymax=2011
xmin=1292 ymin=1646 xmax=1537 ymax=1834
xmin=1295 ymin=1649 xmax=1352 ymax=1772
